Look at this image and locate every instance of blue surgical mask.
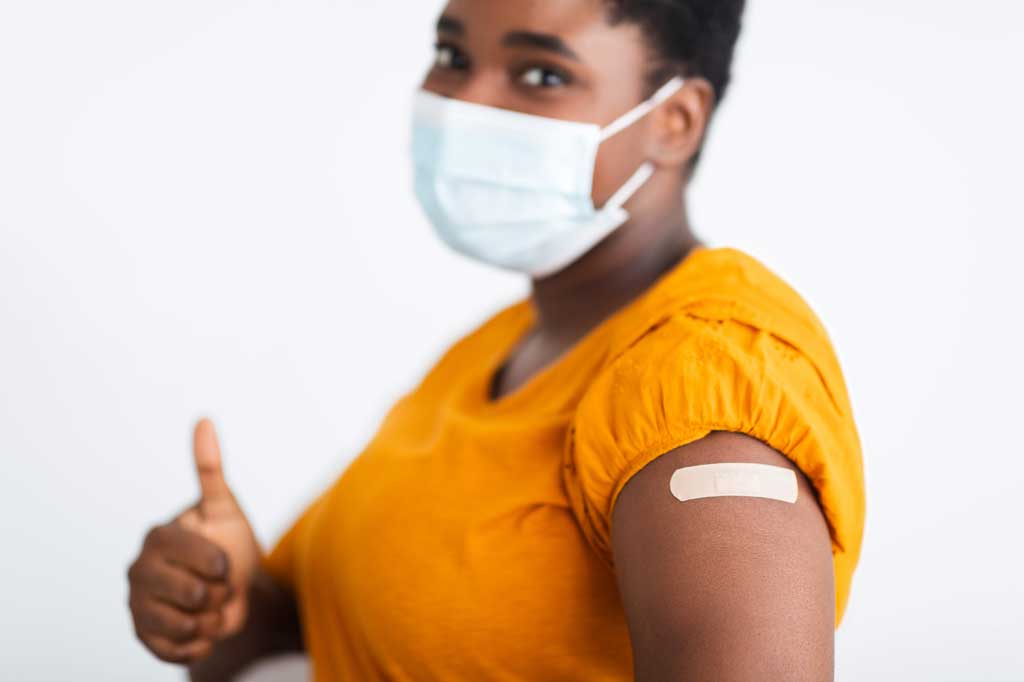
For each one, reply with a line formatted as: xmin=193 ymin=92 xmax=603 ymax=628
xmin=409 ymin=76 xmax=686 ymax=278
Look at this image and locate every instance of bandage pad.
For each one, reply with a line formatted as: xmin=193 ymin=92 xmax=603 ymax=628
xmin=669 ymin=463 xmax=798 ymax=504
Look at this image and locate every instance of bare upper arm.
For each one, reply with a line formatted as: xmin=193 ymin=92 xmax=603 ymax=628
xmin=611 ymin=430 xmax=835 ymax=682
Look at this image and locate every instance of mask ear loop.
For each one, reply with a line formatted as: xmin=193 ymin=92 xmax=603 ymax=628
xmin=595 ymin=75 xmax=686 ymax=211
xmin=598 ymin=75 xmax=687 ymax=142
xmin=602 ymin=163 xmax=655 ymax=211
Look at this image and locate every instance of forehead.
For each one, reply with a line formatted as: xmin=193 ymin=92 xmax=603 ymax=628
xmin=441 ymin=0 xmax=607 ymax=35
xmin=439 ymin=0 xmax=646 ymax=56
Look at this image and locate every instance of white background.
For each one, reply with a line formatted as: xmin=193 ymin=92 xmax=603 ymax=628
xmin=2 ymin=1 xmax=1022 ymax=680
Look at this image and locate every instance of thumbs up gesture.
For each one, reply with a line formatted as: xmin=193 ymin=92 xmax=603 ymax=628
xmin=127 ymin=418 xmax=263 ymax=663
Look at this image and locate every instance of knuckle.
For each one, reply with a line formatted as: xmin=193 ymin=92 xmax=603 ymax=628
xmin=142 ymin=635 xmax=164 ymax=658
xmin=165 ymin=615 xmax=198 ymax=641
xmin=145 ymin=604 xmax=198 ymax=641
xmin=127 ymin=557 xmax=150 ymax=583
xmin=207 ymin=550 xmax=228 ymax=578
xmin=181 ymin=617 xmax=200 ymax=638
xmin=156 ymin=645 xmax=188 ymax=664
xmin=169 ymin=612 xmax=199 ymax=639
xmin=167 ymin=640 xmax=208 ymax=664
xmin=184 ymin=581 xmax=208 ymax=610
xmin=196 ymin=611 xmax=222 ymax=638
xmin=140 ymin=608 xmax=161 ymax=633
xmin=127 ymin=559 xmax=155 ymax=591
xmin=143 ymin=525 xmax=163 ymax=546
xmin=206 ymin=583 xmax=229 ymax=607
xmin=194 ymin=640 xmax=214 ymax=660
xmin=140 ymin=634 xmax=168 ymax=660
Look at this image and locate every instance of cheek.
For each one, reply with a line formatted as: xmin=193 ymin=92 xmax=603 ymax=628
xmin=590 ymin=125 xmax=649 ymax=206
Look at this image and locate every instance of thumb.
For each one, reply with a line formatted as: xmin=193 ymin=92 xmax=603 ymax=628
xmin=192 ymin=417 xmax=236 ymax=516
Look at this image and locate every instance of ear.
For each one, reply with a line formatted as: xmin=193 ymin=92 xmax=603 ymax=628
xmin=648 ymin=77 xmax=716 ymax=169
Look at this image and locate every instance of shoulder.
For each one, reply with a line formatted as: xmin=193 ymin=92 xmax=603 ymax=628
xmin=678 ymin=246 xmax=853 ymax=414
xmin=595 ymin=245 xmax=851 ymax=423
xmin=562 ymin=247 xmax=865 ymax=624
xmin=689 ymin=246 xmax=833 ymax=335
xmin=571 ymin=246 xmax=857 ymax=479
xmin=570 ymin=306 xmax=829 ymax=490
xmin=610 ymin=429 xmax=837 ymax=680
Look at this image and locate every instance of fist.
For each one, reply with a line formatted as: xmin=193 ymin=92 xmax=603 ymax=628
xmin=127 ymin=418 xmax=262 ymax=663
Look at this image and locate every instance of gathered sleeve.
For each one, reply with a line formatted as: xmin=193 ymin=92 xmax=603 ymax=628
xmin=562 ymin=312 xmax=865 ymax=625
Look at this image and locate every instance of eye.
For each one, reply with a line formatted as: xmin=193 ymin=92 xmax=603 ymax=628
xmin=433 ymin=42 xmax=469 ymax=70
xmin=519 ymin=66 xmax=570 ymax=88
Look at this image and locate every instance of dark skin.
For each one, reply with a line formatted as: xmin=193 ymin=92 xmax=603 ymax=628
xmin=431 ymin=3 xmax=834 ymax=680
xmin=127 ymin=1 xmax=834 ymax=679
xmin=126 ymin=419 xmax=302 ymax=681
xmin=427 ymin=0 xmax=711 ymax=391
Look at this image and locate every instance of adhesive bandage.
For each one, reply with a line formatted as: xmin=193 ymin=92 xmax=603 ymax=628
xmin=669 ymin=463 xmax=798 ymax=504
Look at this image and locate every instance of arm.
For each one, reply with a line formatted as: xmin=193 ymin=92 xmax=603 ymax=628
xmin=611 ymin=430 xmax=835 ymax=681
xmin=187 ymin=565 xmax=304 ymax=682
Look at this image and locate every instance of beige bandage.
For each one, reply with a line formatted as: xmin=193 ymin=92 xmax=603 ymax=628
xmin=669 ymin=463 xmax=798 ymax=504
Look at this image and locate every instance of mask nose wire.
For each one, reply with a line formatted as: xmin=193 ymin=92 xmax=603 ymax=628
xmin=597 ymin=76 xmax=687 ymax=143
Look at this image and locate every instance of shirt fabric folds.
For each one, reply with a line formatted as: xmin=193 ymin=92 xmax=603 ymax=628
xmin=262 ymin=244 xmax=866 ymax=680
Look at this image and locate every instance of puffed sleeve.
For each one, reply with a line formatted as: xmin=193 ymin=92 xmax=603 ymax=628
xmin=562 ymin=311 xmax=865 ymax=624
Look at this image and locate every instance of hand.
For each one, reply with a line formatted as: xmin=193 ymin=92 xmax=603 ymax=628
xmin=127 ymin=418 xmax=263 ymax=663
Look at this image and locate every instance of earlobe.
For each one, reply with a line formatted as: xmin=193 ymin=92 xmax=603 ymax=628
xmin=651 ymin=77 xmax=715 ymax=168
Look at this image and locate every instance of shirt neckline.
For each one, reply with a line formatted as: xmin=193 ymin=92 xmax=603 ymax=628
xmin=470 ymin=243 xmax=713 ymax=415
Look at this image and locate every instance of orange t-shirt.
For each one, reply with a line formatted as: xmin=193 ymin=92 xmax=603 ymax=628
xmin=263 ymin=244 xmax=866 ymax=680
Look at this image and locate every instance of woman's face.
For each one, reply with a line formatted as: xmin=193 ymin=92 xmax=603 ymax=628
xmin=420 ymin=0 xmax=662 ymax=208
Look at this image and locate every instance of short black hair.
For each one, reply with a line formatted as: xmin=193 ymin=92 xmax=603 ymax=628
xmin=606 ymin=0 xmax=746 ymax=168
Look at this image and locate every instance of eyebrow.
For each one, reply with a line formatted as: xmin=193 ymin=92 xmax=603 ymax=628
xmin=502 ymin=31 xmax=581 ymax=62
xmin=436 ymin=15 xmax=464 ymax=36
xmin=435 ymin=15 xmax=581 ymax=62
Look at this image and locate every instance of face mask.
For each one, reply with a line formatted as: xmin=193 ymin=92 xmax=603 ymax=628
xmin=409 ymin=76 xmax=686 ymax=278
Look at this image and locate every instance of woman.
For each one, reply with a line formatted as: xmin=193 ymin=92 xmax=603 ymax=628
xmin=127 ymin=1 xmax=865 ymax=680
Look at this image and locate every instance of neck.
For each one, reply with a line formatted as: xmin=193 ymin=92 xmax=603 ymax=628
xmin=526 ymin=189 xmax=703 ymax=340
